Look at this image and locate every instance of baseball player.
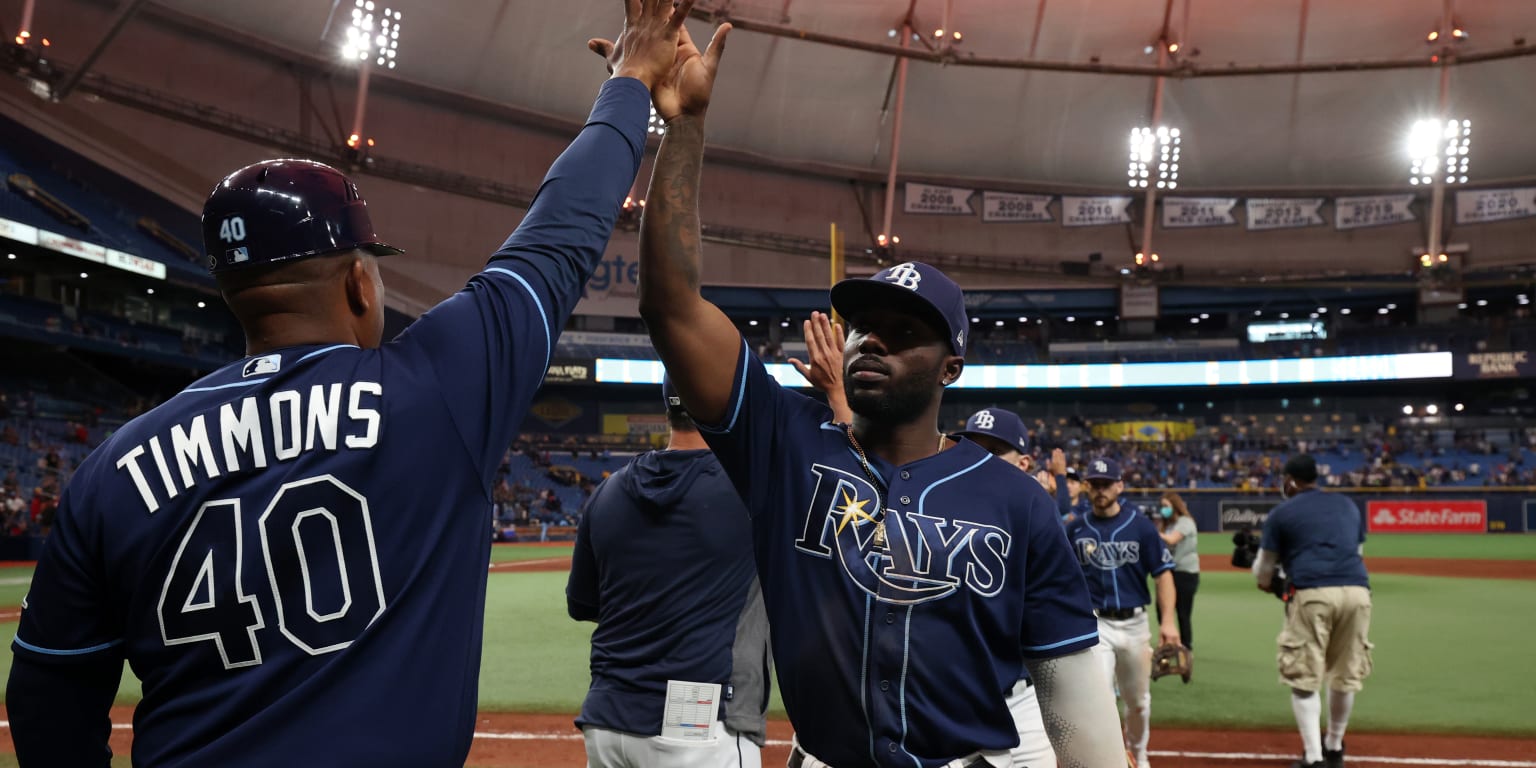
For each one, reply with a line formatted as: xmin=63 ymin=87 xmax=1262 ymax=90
xmin=3 ymin=4 xmax=691 ymax=764
xmin=953 ymin=408 xmax=1064 ymax=768
xmin=1254 ymin=455 xmax=1372 ymax=768
xmin=567 ymin=376 xmax=770 ymax=767
xmin=1063 ymin=458 xmax=1180 ymax=768
xmin=616 ymin=22 xmax=1127 ymax=766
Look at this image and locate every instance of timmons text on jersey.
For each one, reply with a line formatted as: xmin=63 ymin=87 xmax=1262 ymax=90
xmin=115 ymin=382 xmax=383 ymax=514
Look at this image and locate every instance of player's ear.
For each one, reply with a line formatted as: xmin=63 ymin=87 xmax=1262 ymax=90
xmin=939 ymin=356 xmax=964 ymax=387
xmin=344 ymin=252 xmax=376 ymax=318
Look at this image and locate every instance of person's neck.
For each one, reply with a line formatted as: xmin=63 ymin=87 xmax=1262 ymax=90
xmin=665 ymin=430 xmax=709 ymax=451
xmin=243 ymin=326 xmax=361 ymax=357
xmin=851 ymin=412 xmax=945 ymax=467
xmin=1092 ymin=502 xmax=1121 ymax=519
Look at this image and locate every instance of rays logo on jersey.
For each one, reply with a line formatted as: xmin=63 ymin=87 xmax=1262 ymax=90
xmin=1075 ymin=538 xmax=1140 ymax=570
xmin=795 ymin=464 xmax=1010 ymax=604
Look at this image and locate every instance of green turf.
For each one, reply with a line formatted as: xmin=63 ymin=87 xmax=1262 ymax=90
xmin=1149 ymin=570 xmax=1536 ymax=734
xmin=1196 ymin=531 xmax=1536 ymax=560
xmin=490 ymin=544 xmax=575 ymax=564
xmin=0 ymin=568 xmax=33 ymax=608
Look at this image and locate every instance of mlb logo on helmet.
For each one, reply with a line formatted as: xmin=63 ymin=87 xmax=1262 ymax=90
xmin=228 ymin=246 xmax=250 ymax=264
xmin=242 ymin=354 xmax=282 ymax=378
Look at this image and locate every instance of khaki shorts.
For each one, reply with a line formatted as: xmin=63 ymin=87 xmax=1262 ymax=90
xmin=1276 ymin=585 xmax=1374 ymax=693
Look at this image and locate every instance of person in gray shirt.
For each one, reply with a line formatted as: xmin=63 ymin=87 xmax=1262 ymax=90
xmin=1155 ymin=491 xmax=1199 ymax=648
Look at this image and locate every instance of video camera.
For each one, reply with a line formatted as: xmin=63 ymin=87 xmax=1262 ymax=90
xmin=1233 ymin=527 xmax=1292 ymax=601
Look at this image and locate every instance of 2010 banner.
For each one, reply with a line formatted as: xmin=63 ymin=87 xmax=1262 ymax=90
xmin=1335 ymin=194 xmax=1415 ymax=230
xmin=904 ymin=183 xmax=975 ymax=215
xmin=1062 ymin=196 xmax=1133 ymax=227
xmin=1163 ymin=197 xmax=1237 ymax=228
xmin=1246 ymin=198 xmax=1326 ymax=231
xmin=1455 ymin=188 xmax=1536 ymax=224
xmin=981 ymin=191 xmax=1053 ymax=223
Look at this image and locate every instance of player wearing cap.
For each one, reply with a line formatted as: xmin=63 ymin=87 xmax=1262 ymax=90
xmin=620 ymin=18 xmax=1126 ymax=766
xmin=1063 ymin=459 xmax=1180 ymax=768
xmin=4 ymin=3 xmax=692 ymax=765
xmin=567 ymin=377 xmax=770 ymax=767
xmin=953 ymin=408 xmax=1071 ymax=768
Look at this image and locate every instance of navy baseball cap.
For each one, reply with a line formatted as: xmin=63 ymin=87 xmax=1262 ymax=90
xmin=202 ymin=159 xmax=402 ymax=273
xmin=662 ymin=374 xmax=685 ymax=413
xmin=1084 ymin=457 xmax=1122 ymax=481
xmin=954 ymin=408 xmax=1029 ymax=454
xmin=830 ymin=262 xmax=968 ymax=356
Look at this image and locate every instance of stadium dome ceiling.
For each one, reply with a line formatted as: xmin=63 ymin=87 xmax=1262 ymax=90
xmin=156 ymin=0 xmax=1536 ymax=192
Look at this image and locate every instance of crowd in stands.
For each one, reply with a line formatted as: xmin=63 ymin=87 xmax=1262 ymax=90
xmin=0 ymin=392 xmax=99 ymax=539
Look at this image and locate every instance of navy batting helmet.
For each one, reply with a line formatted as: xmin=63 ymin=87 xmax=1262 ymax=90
xmin=201 ymin=159 xmax=402 ymax=273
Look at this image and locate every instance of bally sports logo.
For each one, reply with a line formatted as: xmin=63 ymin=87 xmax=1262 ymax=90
xmin=1366 ymin=500 xmax=1487 ymax=533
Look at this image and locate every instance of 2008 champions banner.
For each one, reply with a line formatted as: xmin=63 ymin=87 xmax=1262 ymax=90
xmin=904 ymin=183 xmax=975 ymax=215
xmin=981 ymin=191 xmax=1053 ymax=223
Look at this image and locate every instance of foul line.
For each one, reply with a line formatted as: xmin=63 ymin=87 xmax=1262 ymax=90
xmin=488 ymin=558 xmax=570 ymax=571
xmin=0 ymin=721 xmax=1527 ymax=767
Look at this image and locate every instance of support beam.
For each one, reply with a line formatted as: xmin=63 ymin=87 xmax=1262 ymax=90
xmin=879 ymin=21 xmax=911 ymax=247
xmin=53 ymin=0 xmax=151 ymax=101
xmin=1426 ymin=0 xmax=1455 ymax=261
xmin=350 ymin=58 xmax=373 ymax=145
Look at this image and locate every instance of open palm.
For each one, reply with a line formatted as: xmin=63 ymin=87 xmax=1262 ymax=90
xmin=653 ymin=23 xmax=731 ymax=121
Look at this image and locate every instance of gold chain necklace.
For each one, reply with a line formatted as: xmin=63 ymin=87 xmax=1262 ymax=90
xmin=842 ymin=426 xmax=946 ymax=548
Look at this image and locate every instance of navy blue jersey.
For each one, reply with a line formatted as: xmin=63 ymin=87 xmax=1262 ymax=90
xmin=1063 ymin=506 xmax=1173 ymax=612
xmin=696 ymin=341 xmax=1098 ymax=768
xmin=1260 ymin=488 xmax=1369 ymax=589
xmin=567 ymin=448 xmax=766 ymax=738
xmin=11 ymin=78 xmax=651 ymax=767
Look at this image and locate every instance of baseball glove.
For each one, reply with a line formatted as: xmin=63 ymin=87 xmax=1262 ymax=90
xmin=1150 ymin=643 xmax=1193 ymax=684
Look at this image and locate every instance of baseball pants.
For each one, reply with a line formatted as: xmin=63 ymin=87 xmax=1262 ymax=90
xmin=1092 ymin=611 xmax=1152 ymax=766
xmin=1005 ymin=678 xmax=1056 ymax=768
xmin=582 ymin=722 xmax=761 ymax=768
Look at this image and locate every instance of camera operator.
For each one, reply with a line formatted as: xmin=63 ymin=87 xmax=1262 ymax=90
xmin=1253 ymin=455 xmax=1372 ymax=768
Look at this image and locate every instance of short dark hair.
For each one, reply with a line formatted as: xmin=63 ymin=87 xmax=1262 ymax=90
xmin=666 ymin=406 xmax=697 ymax=433
xmin=1284 ymin=454 xmax=1319 ymax=484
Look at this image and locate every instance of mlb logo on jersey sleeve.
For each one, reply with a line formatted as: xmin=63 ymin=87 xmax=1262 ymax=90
xmin=243 ymin=354 xmax=281 ymax=377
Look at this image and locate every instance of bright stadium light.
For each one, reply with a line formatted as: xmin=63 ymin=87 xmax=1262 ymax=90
xmin=1409 ymin=118 xmax=1469 ymax=185
xmin=648 ymin=105 xmax=665 ymax=136
xmin=1402 ymin=404 xmax=1414 ymax=415
xmin=1426 ymin=404 xmax=1439 ymax=415
xmin=343 ymin=1 xmax=402 ymax=69
xmin=1128 ymin=126 xmax=1181 ymax=190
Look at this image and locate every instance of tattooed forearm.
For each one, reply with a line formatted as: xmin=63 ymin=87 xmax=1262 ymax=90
xmin=639 ymin=114 xmax=705 ymax=308
xmin=1024 ymin=650 xmax=1128 ymax=768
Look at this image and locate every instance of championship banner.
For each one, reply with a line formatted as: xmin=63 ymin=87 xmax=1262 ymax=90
xmin=1455 ymin=188 xmax=1536 ymax=224
xmin=1335 ymin=194 xmax=1415 ymax=230
xmin=1162 ymin=197 xmax=1237 ymax=228
xmin=1367 ymin=500 xmax=1486 ymax=533
xmin=1245 ymin=198 xmax=1325 ymax=231
xmin=904 ymin=183 xmax=975 ymax=215
xmin=1218 ymin=499 xmax=1280 ymax=532
xmin=1062 ymin=196 xmax=1133 ymax=227
xmin=981 ymin=191 xmax=1053 ymax=223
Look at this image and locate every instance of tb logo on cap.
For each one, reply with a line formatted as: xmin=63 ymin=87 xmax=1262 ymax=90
xmin=973 ymin=410 xmax=995 ymax=429
xmin=884 ymin=262 xmax=923 ymax=290
xmin=1094 ymin=460 xmax=1108 ymax=473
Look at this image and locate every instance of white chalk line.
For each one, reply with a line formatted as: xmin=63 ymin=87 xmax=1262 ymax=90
xmin=485 ymin=559 xmax=571 ymax=571
xmin=0 ymin=722 xmax=1528 ymax=766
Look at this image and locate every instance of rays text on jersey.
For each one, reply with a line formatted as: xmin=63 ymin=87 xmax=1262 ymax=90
xmin=115 ymin=382 xmax=384 ymax=514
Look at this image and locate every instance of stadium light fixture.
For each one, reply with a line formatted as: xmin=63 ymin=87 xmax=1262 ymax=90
xmin=79 ymin=272 xmax=87 ymax=278
xmin=342 ymin=1 xmax=402 ymax=69
xmin=6 ymin=253 xmax=14 ymax=260
xmin=1408 ymin=118 xmax=1469 ymax=185
xmin=1454 ymin=403 xmax=1465 ymax=412
xmin=1128 ymin=126 xmax=1180 ymax=190
xmin=196 ymin=301 xmax=206 ymax=308
xmin=1426 ymin=404 xmax=1439 ymax=415
xmin=146 ymin=288 xmax=155 ymax=295
xmin=1402 ymin=404 xmax=1414 ymax=415
xmin=648 ymin=105 xmax=665 ymax=136
xmin=1065 ymin=316 xmax=1076 ymax=323
xmin=1279 ymin=312 xmax=1289 ymax=319
xmin=1095 ymin=320 xmax=1105 ymax=327
xmin=1340 ymin=307 xmax=1352 ymax=315
xmin=1476 ymin=299 xmax=1488 ymax=307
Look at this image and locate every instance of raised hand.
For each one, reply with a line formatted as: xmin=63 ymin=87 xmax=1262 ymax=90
xmin=588 ymin=0 xmax=697 ymax=92
xmin=790 ymin=311 xmax=851 ymax=423
xmin=652 ymin=21 xmax=731 ymax=121
xmin=1050 ymin=447 xmax=1067 ymax=476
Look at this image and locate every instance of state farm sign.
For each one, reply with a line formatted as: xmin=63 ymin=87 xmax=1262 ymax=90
xmin=1366 ymin=500 xmax=1486 ymax=533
